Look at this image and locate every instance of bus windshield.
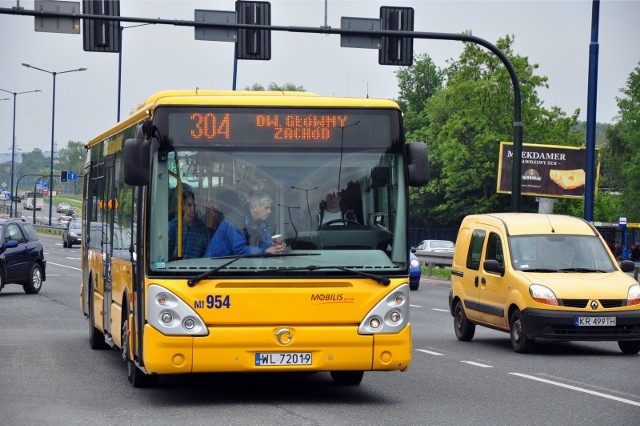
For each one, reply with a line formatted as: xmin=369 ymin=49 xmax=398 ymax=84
xmin=148 ymin=106 xmax=409 ymax=277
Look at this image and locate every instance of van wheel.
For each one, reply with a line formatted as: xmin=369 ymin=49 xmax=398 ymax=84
xmin=453 ymin=300 xmax=475 ymax=341
xmin=618 ymin=340 xmax=640 ymax=354
xmin=510 ymin=310 xmax=534 ymax=353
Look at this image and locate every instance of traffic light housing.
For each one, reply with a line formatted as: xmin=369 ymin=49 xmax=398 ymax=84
xmin=235 ymin=1 xmax=271 ymax=60
xmin=379 ymin=6 xmax=414 ymax=66
xmin=60 ymin=170 xmax=68 ymax=182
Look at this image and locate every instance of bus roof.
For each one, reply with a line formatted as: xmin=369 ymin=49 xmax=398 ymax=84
xmin=87 ymin=90 xmax=401 ymax=148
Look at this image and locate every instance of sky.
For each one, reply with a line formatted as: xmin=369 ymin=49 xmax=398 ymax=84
xmin=1 ymin=0 xmax=639 ymax=155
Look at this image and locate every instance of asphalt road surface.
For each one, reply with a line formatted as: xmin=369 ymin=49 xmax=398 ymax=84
xmin=1 ymin=233 xmax=639 ymax=425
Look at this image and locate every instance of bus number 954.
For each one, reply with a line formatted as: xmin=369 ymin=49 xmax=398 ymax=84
xmin=194 ymin=295 xmax=231 ymax=309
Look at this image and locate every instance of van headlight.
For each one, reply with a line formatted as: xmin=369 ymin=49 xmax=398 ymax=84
xmin=628 ymin=284 xmax=640 ymax=306
xmin=529 ymin=284 xmax=558 ymax=306
xmin=147 ymin=284 xmax=208 ymax=336
xmin=359 ymin=284 xmax=410 ymax=334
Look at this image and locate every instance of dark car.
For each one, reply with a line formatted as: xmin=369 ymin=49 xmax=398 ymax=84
xmin=0 ymin=218 xmax=46 ymax=294
xmin=63 ymin=220 xmax=82 ymax=248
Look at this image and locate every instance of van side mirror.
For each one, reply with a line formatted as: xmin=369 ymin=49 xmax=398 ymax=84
xmin=406 ymin=142 xmax=429 ymax=187
xmin=483 ymin=259 xmax=504 ymax=276
xmin=619 ymin=259 xmax=635 ymax=273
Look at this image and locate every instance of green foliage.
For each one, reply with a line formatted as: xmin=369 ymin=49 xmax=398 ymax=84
xmin=400 ymin=35 xmax=584 ymax=226
xmin=244 ymin=82 xmax=305 ymax=92
xmin=600 ymin=61 xmax=640 ymax=221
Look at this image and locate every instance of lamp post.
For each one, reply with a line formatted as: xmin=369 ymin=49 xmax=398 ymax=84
xmin=22 ymin=63 xmax=86 ymax=225
xmin=0 ymin=88 xmax=41 ymax=218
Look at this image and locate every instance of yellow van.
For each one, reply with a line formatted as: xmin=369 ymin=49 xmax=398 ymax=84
xmin=448 ymin=213 xmax=640 ymax=353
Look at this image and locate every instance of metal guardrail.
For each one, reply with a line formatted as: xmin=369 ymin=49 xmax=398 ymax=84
xmin=414 ymin=252 xmax=453 ymax=275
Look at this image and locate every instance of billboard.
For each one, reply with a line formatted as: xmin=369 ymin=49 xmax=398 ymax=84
xmin=497 ymin=142 xmax=590 ymax=199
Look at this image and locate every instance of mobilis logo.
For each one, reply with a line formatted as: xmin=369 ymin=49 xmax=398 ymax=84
xmin=311 ymin=293 xmax=344 ymax=302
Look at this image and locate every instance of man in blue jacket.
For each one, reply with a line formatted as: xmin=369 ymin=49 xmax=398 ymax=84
xmin=204 ymin=190 xmax=285 ymax=257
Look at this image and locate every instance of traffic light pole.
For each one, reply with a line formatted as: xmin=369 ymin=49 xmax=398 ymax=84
xmin=0 ymin=6 xmax=524 ymax=211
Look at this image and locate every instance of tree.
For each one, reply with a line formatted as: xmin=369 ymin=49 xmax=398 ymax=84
xmin=58 ymin=141 xmax=86 ymax=178
xmin=600 ymin=61 xmax=640 ymax=221
xmin=395 ymin=53 xmax=443 ymax=134
xmin=244 ymin=82 xmax=305 ymax=91
xmin=405 ymin=35 xmax=583 ymax=226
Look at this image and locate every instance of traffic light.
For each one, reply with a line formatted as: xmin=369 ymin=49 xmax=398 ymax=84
xmin=60 ymin=170 xmax=68 ymax=182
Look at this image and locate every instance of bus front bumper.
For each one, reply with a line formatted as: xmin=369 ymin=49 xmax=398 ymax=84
xmin=142 ymin=323 xmax=412 ymax=374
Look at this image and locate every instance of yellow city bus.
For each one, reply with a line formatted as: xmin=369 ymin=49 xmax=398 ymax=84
xmin=80 ymin=90 xmax=428 ymax=387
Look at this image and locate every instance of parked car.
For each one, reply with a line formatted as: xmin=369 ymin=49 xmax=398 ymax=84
xmin=449 ymin=213 xmax=640 ymax=354
xmin=57 ymin=202 xmax=70 ymax=213
xmin=416 ymin=240 xmax=455 ymax=268
xmin=63 ymin=220 xmax=82 ymax=248
xmin=416 ymin=239 xmax=455 ymax=253
xmin=409 ymin=249 xmax=421 ymax=291
xmin=0 ymin=218 xmax=46 ymax=294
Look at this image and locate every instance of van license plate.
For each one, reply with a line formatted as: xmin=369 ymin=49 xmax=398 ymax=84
xmin=255 ymin=352 xmax=312 ymax=366
xmin=574 ymin=316 xmax=616 ymax=326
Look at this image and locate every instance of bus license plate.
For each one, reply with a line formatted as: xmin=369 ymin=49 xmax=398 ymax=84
xmin=574 ymin=316 xmax=616 ymax=326
xmin=255 ymin=352 xmax=312 ymax=366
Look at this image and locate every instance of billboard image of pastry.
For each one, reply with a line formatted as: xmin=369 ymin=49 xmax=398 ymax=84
xmin=497 ymin=142 xmax=591 ymax=198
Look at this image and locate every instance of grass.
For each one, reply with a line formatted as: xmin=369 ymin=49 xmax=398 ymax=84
xmin=423 ymin=266 xmax=452 ymax=280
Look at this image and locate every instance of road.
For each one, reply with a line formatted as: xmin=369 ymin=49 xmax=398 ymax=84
xmin=1 ymin=233 xmax=639 ymax=425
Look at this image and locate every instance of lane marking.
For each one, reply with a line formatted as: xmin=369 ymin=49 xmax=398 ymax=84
xmin=432 ymin=308 xmax=449 ymax=312
xmin=461 ymin=361 xmax=493 ymax=368
xmin=415 ymin=349 xmax=444 ymax=356
xmin=47 ymin=261 xmax=81 ymax=271
xmin=510 ymin=373 xmax=640 ymax=407
xmin=410 ymin=304 xmax=422 ymax=308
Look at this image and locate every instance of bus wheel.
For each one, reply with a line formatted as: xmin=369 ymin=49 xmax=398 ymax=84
xmin=88 ymin=282 xmax=109 ymax=350
xmin=122 ymin=305 xmax=158 ymax=388
xmin=330 ymin=371 xmax=364 ymax=385
xmin=23 ymin=264 xmax=43 ymax=294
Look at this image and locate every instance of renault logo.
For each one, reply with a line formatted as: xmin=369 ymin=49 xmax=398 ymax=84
xmin=591 ymin=300 xmax=599 ymax=310
xmin=275 ymin=328 xmax=292 ymax=345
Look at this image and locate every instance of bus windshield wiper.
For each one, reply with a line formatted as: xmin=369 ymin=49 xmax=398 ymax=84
xmin=256 ymin=265 xmax=391 ymax=286
xmin=187 ymin=253 xmax=318 ymax=287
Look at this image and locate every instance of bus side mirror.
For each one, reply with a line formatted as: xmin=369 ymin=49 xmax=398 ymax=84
xmin=124 ymin=137 xmax=151 ymax=186
xmin=406 ymin=142 xmax=429 ymax=187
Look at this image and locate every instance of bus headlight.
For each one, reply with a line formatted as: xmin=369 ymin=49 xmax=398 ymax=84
xmin=359 ymin=284 xmax=410 ymax=334
xmin=147 ymin=284 xmax=208 ymax=336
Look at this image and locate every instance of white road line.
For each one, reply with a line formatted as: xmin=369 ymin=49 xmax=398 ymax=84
xmin=415 ymin=349 xmax=445 ymax=356
xmin=432 ymin=308 xmax=449 ymax=312
xmin=47 ymin=261 xmax=81 ymax=271
xmin=461 ymin=361 xmax=493 ymax=368
xmin=410 ymin=304 xmax=422 ymax=308
xmin=510 ymin=373 xmax=640 ymax=407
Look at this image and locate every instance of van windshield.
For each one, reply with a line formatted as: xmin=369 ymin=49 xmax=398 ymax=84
xmin=509 ymin=235 xmax=617 ymax=272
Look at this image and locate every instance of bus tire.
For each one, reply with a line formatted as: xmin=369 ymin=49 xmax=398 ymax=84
xmin=23 ymin=264 xmax=43 ymax=294
xmin=88 ymin=280 xmax=109 ymax=350
xmin=330 ymin=371 xmax=364 ymax=385
xmin=122 ymin=304 xmax=158 ymax=388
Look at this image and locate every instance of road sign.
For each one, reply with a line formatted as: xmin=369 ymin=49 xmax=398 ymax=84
xmin=68 ymin=172 xmax=78 ymax=180
xmin=34 ymin=0 xmax=81 ymax=34
xmin=36 ymin=180 xmax=47 ymax=188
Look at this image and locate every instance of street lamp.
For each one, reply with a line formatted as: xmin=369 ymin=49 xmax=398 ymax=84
xmin=0 ymin=88 xmax=41 ymax=218
xmin=22 ymin=63 xmax=87 ymax=225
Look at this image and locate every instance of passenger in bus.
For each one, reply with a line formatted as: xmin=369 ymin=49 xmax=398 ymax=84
xmin=317 ymin=188 xmax=357 ymax=226
xmin=204 ymin=190 xmax=286 ymax=257
xmin=168 ymin=189 xmax=210 ymax=260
